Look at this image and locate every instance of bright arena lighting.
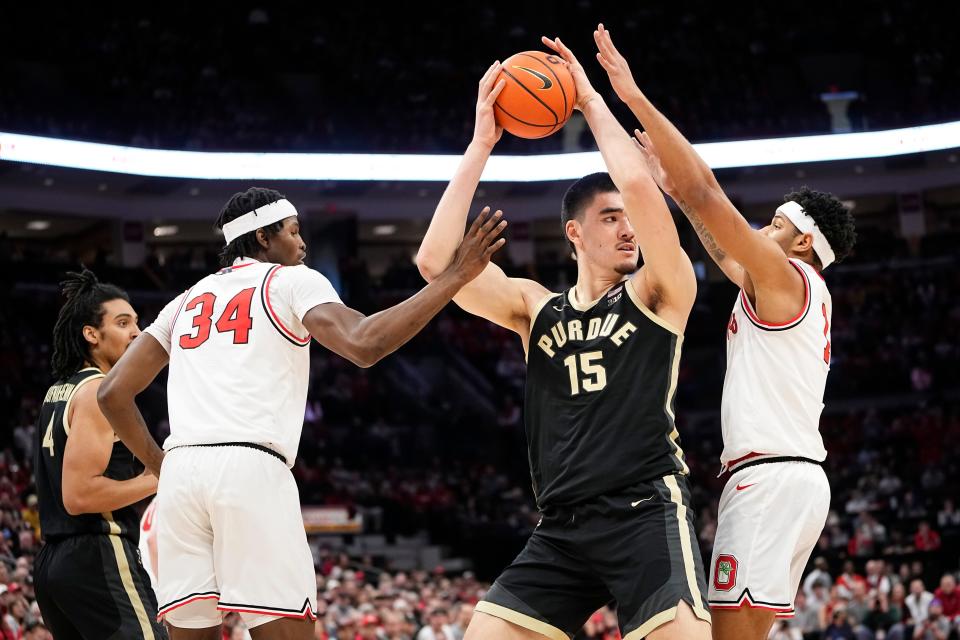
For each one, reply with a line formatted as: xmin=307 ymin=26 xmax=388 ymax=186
xmin=2 ymin=120 xmax=960 ymax=182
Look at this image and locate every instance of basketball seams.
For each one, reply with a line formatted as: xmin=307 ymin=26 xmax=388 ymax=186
xmin=493 ymin=103 xmax=560 ymax=139
xmin=500 ymin=68 xmax=559 ymax=126
xmin=518 ymin=53 xmax=570 ymax=120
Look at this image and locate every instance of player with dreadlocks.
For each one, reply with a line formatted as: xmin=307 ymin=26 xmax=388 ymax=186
xmin=33 ymin=268 xmax=166 ymax=639
xmin=98 ymin=187 xmax=504 ymax=640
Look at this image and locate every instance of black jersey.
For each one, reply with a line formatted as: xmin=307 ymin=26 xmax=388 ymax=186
xmin=34 ymin=367 xmax=141 ymax=542
xmin=524 ymin=280 xmax=689 ymax=508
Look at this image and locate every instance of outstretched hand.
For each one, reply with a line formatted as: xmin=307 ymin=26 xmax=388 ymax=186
xmin=474 ymin=61 xmax=506 ymax=148
xmin=633 ymin=130 xmax=677 ymax=198
xmin=446 ymin=207 xmax=508 ymax=285
xmin=540 ymin=35 xmax=599 ymax=110
xmin=593 ymin=23 xmax=642 ymax=104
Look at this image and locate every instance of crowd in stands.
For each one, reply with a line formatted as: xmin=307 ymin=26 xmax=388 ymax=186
xmin=0 ymin=214 xmax=958 ymax=637
xmin=3 ymin=4 xmax=960 ymax=153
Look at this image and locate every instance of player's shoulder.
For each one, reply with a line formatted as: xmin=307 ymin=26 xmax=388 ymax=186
xmin=516 ymin=279 xmax=556 ymax=316
xmin=267 ymin=263 xmax=333 ymax=287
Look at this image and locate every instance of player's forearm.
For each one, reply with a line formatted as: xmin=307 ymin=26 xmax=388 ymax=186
xmin=416 ymin=141 xmax=493 ymax=279
xmin=97 ymin=392 xmax=165 ymax=476
xmin=580 ymin=97 xmax=651 ymax=190
xmin=350 ymin=271 xmax=465 ymax=366
xmin=623 ymin=92 xmax=722 ymax=207
xmin=63 ymin=472 xmax=157 ymax=516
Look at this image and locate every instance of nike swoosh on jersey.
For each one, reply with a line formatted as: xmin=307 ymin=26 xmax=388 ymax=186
xmin=631 ymin=496 xmax=654 ymax=507
xmin=514 ymin=66 xmax=554 ymax=90
xmin=735 ymin=483 xmax=757 ymax=491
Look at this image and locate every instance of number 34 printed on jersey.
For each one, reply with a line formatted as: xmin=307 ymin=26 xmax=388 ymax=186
xmin=179 ymin=288 xmax=255 ymax=348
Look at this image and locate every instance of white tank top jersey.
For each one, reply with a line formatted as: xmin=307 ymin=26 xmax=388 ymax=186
xmin=143 ymin=259 xmax=342 ymax=466
xmin=720 ymin=258 xmax=831 ymax=467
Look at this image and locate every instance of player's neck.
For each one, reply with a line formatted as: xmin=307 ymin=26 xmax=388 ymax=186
xmin=84 ymin=356 xmax=110 ymax=376
xmin=573 ymin=266 xmax=628 ymax=306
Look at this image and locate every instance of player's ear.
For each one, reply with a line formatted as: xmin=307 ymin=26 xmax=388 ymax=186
xmin=793 ymin=232 xmax=814 ymax=255
xmin=255 ymin=228 xmax=270 ymax=250
xmin=82 ymin=325 xmax=99 ymax=346
xmin=565 ymin=219 xmax=582 ymax=251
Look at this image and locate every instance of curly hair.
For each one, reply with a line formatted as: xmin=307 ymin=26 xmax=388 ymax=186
xmin=784 ymin=186 xmax=857 ymax=268
xmin=215 ymin=187 xmax=288 ymax=266
xmin=51 ymin=268 xmax=130 ymax=381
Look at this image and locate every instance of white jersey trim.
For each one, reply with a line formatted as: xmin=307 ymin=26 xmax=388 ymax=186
xmin=738 ymin=261 xmax=811 ymax=332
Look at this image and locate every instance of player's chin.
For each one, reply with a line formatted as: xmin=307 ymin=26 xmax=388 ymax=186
xmin=614 ymin=260 xmax=639 ymax=276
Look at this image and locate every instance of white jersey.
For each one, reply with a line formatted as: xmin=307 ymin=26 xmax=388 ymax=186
xmin=143 ymin=259 xmax=341 ymax=465
xmin=720 ymin=259 xmax=831 ymax=467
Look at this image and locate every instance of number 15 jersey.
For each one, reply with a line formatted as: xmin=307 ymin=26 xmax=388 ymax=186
xmin=524 ymin=278 xmax=689 ymax=509
xmin=143 ymin=260 xmax=341 ymax=466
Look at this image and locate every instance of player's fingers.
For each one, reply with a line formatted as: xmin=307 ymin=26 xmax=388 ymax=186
xmin=484 ymin=237 xmax=507 ymax=257
xmin=481 ymin=62 xmax=501 ymax=94
xmin=479 ymin=209 xmax=503 ymax=237
xmin=555 ymin=37 xmax=578 ymax=63
xmin=468 ymin=207 xmax=490 ymax=237
xmin=596 ymin=52 xmax=613 ymax=71
xmin=483 ymin=219 xmax=508 ymax=246
xmin=541 ymin=35 xmax=561 ymax=53
xmin=485 ymin=79 xmax=506 ymax=106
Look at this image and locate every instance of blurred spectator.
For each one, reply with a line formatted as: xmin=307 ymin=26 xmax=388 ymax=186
xmin=914 ymin=522 xmax=942 ymax=552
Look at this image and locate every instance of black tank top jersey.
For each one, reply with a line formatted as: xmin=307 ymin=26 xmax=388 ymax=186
xmin=34 ymin=367 xmax=141 ymax=542
xmin=524 ymin=280 xmax=689 ymax=508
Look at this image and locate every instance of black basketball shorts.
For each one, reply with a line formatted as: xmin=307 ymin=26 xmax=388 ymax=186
xmin=476 ymin=474 xmax=711 ymax=639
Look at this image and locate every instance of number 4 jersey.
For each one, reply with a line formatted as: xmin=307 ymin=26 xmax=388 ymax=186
xmin=143 ymin=260 xmax=341 ymax=466
xmin=524 ymin=278 xmax=689 ymax=509
xmin=720 ymin=258 xmax=830 ymax=468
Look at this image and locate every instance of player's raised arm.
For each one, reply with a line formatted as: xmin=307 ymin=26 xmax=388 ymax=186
xmin=592 ymin=24 xmax=795 ymax=293
xmin=542 ymin=34 xmax=695 ymax=319
xmin=415 ymin=63 xmax=549 ymax=335
xmin=304 ymin=208 xmax=507 ymax=366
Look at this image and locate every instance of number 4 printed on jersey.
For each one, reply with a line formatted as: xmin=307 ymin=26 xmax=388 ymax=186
xmin=179 ymin=288 xmax=256 ymax=349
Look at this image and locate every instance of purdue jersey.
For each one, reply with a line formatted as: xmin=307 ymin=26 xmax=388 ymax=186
xmin=143 ymin=259 xmax=341 ymax=465
xmin=34 ymin=367 xmax=141 ymax=541
xmin=525 ymin=279 xmax=688 ymax=508
xmin=720 ymin=259 xmax=830 ymax=466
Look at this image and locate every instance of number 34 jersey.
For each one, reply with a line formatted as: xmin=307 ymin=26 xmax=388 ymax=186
xmin=143 ymin=260 xmax=341 ymax=466
xmin=720 ymin=259 xmax=831 ymax=467
xmin=524 ymin=278 xmax=689 ymax=509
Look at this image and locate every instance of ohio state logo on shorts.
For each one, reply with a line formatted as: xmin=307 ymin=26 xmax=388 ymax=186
xmin=714 ymin=554 xmax=738 ymax=591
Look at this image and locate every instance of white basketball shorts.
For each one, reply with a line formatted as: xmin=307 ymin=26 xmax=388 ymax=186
xmin=155 ymin=445 xmax=317 ymax=629
xmin=708 ymin=460 xmax=830 ymax=617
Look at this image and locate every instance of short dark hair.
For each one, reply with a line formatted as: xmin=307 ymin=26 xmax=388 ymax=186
xmin=216 ymin=187 xmax=288 ymax=266
xmin=560 ymin=172 xmax=619 ymax=254
xmin=784 ymin=187 xmax=857 ymax=268
xmin=51 ymin=268 xmax=130 ymax=381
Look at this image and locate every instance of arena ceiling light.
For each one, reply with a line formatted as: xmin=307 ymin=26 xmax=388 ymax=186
xmin=2 ymin=120 xmax=960 ymax=182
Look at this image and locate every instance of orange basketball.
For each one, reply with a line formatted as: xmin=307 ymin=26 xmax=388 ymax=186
xmin=494 ymin=51 xmax=577 ymax=139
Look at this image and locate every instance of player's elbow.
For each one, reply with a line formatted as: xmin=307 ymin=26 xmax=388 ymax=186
xmin=347 ymin=344 xmax=380 ymax=369
xmin=62 ymin=488 xmax=88 ymax=516
xmin=96 ymin=376 xmax=119 ymax=414
xmin=414 ymin=251 xmax=442 ymax=282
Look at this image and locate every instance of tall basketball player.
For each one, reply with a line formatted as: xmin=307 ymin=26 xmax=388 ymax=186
xmin=590 ymin=24 xmax=857 ymax=640
xmin=97 ymin=187 xmax=505 ymax=640
xmin=415 ymin=51 xmax=711 ymax=640
xmin=33 ymin=269 xmax=166 ymax=639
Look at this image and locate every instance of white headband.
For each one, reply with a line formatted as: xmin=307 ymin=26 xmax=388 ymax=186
xmin=222 ymin=198 xmax=298 ymax=245
xmin=776 ymin=200 xmax=836 ymax=269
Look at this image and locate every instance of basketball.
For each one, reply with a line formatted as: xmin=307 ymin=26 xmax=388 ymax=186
xmin=494 ymin=51 xmax=577 ymax=139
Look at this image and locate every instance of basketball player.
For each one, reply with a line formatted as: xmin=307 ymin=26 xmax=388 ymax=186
xmin=97 ymin=187 xmax=505 ymax=640
xmin=415 ymin=53 xmax=711 ymax=640
xmin=32 ymin=269 xmax=166 ymax=639
xmin=590 ymin=24 xmax=857 ymax=640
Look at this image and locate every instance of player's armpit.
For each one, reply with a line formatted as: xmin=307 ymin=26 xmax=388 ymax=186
xmin=450 ymin=262 xmax=549 ymax=336
xmin=64 ymin=381 xmax=158 ymax=515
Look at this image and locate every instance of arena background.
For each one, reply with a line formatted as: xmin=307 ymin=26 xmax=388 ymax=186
xmin=1 ymin=3 xmax=958 ymax=639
